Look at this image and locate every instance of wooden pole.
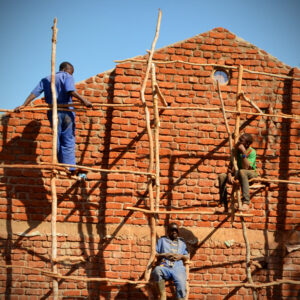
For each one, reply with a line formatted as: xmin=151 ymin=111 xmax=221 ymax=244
xmin=1 ymin=163 xmax=299 ymax=185
xmin=152 ymin=63 xmax=161 ymax=211
xmin=188 ymin=280 xmax=300 ymax=289
xmin=8 ymin=105 xmax=300 ymax=121
xmin=234 ymin=65 xmax=243 ymax=144
xmin=114 ymin=58 xmax=300 ymax=80
xmin=0 ymin=264 xmax=147 ymax=284
xmin=139 ymin=9 xmax=162 ymax=285
xmin=114 ymin=59 xmax=239 ymax=70
xmin=126 ymin=206 xmax=253 ymax=217
xmin=217 ymin=80 xmax=238 ymax=221
xmin=47 ymin=162 xmax=156 ymax=177
xmin=156 ymin=106 xmax=300 ymax=121
xmin=50 ymin=17 xmax=58 ymax=300
xmin=234 ymin=65 xmax=257 ymax=300
xmin=154 ymin=84 xmax=168 ymax=107
xmin=217 ymin=81 xmax=233 ymax=152
xmin=240 ymin=92 xmax=263 ymax=114
xmin=2 ymin=265 xmax=300 ymax=288
xmin=249 ymin=177 xmax=300 ymax=185
xmin=232 ymin=65 xmax=244 ymax=213
xmin=241 ymin=217 xmax=258 ymax=299
xmin=185 ymin=261 xmax=191 ymax=300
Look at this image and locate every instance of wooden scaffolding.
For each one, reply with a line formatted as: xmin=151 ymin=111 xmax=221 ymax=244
xmin=1 ymin=11 xmax=300 ymax=299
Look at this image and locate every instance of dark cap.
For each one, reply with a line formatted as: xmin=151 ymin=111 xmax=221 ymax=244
xmin=168 ymin=222 xmax=179 ymax=232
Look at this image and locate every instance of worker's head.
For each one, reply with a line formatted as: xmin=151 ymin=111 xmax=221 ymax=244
xmin=59 ymin=62 xmax=74 ymax=75
xmin=167 ymin=222 xmax=179 ymax=240
xmin=238 ymin=133 xmax=253 ymax=148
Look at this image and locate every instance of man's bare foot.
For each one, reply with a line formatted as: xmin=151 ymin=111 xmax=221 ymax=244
xmin=240 ymin=203 xmax=249 ymax=212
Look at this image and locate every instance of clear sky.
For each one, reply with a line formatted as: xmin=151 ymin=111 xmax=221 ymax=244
xmin=0 ymin=0 xmax=299 ymax=110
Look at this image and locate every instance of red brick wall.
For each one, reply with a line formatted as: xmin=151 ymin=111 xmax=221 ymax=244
xmin=0 ymin=27 xmax=300 ymax=299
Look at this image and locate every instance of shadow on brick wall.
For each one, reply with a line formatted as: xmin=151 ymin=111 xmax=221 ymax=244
xmin=271 ymin=71 xmax=293 ymax=299
xmin=0 ymin=119 xmax=46 ymax=299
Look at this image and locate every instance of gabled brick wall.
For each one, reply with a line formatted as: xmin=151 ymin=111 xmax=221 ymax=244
xmin=0 ymin=27 xmax=299 ymax=299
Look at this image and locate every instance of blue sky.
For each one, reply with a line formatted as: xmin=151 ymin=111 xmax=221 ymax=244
xmin=0 ymin=0 xmax=299 ymax=110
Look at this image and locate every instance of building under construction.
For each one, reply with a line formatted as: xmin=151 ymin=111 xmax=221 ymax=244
xmin=0 ymin=14 xmax=300 ymax=299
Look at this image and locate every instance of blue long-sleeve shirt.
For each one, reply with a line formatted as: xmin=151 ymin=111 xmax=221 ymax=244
xmin=31 ymin=71 xmax=75 ymax=104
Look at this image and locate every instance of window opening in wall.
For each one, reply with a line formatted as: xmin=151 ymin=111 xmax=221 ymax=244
xmin=212 ymin=68 xmax=230 ymax=85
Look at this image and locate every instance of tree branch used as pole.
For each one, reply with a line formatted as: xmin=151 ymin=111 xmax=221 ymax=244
xmin=2 ymin=264 xmax=299 ymax=289
xmin=152 ymin=63 xmax=161 ymax=211
xmin=126 ymin=206 xmax=253 ymax=217
xmin=217 ymin=81 xmax=233 ymax=152
xmin=154 ymin=84 xmax=168 ymax=107
xmin=240 ymin=92 xmax=263 ymax=114
xmin=50 ymin=17 xmax=58 ymax=300
xmin=139 ymin=9 xmax=162 ymax=285
xmin=114 ymin=58 xmax=299 ymax=80
xmin=234 ymin=65 xmax=257 ymax=300
xmin=0 ymin=265 xmax=147 ymax=284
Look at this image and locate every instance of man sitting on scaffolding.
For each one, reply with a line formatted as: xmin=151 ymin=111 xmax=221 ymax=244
xmin=151 ymin=222 xmax=189 ymax=300
xmin=217 ymin=133 xmax=258 ymax=213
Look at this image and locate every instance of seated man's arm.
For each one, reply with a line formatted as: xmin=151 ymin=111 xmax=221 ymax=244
xmin=172 ymin=253 xmax=189 ymax=261
xmin=227 ymin=160 xmax=235 ymax=184
xmin=163 ymin=239 xmax=190 ymax=262
xmin=156 ymin=252 xmax=188 ymax=262
xmin=156 ymin=253 xmax=174 ymax=260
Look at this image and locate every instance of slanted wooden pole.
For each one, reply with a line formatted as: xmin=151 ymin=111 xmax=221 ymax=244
xmin=140 ymin=10 xmax=162 ymax=286
xmin=154 ymin=84 xmax=168 ymax=107
xmin=50 ymin=17 xmax=58 ymax=300
xmin=217 ymin=81 xmax=233 ymax=152
xmin=234 ymin=66 xmax=243 ymax=151
xmin=217 ymin=80 xmax=237 ymax=221
xmin=232 ymin=65 xmax=244 ymax=214
xmin=151 ymin=63 xmax=161 ymax=211
xmin=240 ymin=92 xmax=263 ymax=114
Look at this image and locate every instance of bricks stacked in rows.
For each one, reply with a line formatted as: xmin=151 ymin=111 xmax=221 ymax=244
xmin=0 ymin=27 xmax=299 ymax=298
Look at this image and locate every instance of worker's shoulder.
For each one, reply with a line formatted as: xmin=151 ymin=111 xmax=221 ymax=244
xmin=55 ymin=71 xmax=74 ymax=80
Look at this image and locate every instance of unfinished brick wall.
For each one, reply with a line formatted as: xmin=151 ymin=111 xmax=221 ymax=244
xmin=0 ymin=27 xmax=299 ymax=299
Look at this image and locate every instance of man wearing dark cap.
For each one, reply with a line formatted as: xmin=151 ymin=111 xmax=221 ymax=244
xmin=151 ymin=222 xmax=189 ymax=300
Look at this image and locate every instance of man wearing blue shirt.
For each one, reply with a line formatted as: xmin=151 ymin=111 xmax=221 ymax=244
xmin=15 ymin=62 xmax=92 ymax=173
xmin=151 ymin=223 xmax=189 ymax=300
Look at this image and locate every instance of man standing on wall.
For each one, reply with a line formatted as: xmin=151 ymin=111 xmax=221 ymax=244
xmin=15 ymin=62 xmax=92 ymax=175
xmin=217 ymin=133 xmax=257 ymax=212
xmin=151 ymin=222 xmax=189 ymax=300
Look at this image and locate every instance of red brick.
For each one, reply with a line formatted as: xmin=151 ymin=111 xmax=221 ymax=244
xmin=1 ymin=26 xmax=299 ymax=300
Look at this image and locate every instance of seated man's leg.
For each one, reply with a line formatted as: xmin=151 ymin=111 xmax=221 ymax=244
xmin=238 ymin=169 xmax=257 ymax=208
xmin=151 ymin=266 xmax=172 ymax=300
xmin=218 ymin=173 xmax=228 ymax=211
xmin=170 ymin=267 xmax=187 ymax=299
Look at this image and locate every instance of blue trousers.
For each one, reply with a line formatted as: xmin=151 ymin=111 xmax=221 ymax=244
xmin=152 ymin=265 xmax=187 ymax=298
xmin=47 ymin=111 xmax=76 ymax=170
